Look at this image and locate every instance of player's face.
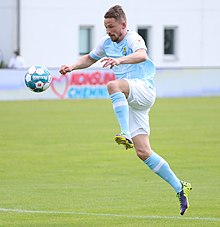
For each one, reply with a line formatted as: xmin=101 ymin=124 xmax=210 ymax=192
xmin=104 ymin=18 xmax=126 ymax=43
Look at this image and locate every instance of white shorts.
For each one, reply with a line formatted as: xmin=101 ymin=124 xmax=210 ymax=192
xmin=126 ymin=79 xmax=156 ymax=138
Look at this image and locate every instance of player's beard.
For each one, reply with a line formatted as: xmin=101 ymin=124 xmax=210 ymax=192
xmin=110 ymin=33 xmax=122 ymax=43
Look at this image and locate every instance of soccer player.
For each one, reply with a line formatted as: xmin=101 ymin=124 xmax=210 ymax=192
xmin=59 ymin=5 xmax=192 ymax=215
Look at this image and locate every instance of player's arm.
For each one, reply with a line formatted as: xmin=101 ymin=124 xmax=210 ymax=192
xmin=59 ymin=54 xmax=97 ymax=75
xmin=101 ymin=49 xmax=147 ymax=68
xmin=117 ymin=49 xmax=147 ymax=64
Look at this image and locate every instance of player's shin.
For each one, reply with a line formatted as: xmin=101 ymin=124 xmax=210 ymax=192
xmin=144 ymin=151 xmax=182 ymax=193
xmin=110 ymin=92 xmax=131 ymax=138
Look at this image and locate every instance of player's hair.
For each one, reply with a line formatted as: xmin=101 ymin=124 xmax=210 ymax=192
xmin=104 ymin=5 xmax=127 ymax=23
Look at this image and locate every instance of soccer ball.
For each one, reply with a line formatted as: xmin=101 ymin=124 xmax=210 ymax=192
xmin=24 ymin=65 xmax=52 ymax=92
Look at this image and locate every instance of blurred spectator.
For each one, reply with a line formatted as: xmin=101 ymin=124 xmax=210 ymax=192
xmin=0 ymin=49 xmax=3 ymax=68
xmin=8 ymin=50 xmax=27 ymax=69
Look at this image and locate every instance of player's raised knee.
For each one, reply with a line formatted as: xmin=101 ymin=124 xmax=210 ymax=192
xmin=107 ymin=80 xmax=119 ymax=94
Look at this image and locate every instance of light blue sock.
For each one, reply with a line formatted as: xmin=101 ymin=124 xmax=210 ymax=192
xmin=144 ymin=151 xmax=182 ymax=193
xmin=110 ymin=92 xmax=130 ymax=138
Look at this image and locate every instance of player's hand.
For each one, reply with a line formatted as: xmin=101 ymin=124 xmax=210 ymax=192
xmin=59 ymin=65 xmax=72 ymax=75
xmin=101 ymin=57 xmax=120 ymax=69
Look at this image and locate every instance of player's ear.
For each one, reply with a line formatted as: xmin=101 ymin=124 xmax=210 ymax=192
xmin=121 ymin=21 xmax=126 ymax=29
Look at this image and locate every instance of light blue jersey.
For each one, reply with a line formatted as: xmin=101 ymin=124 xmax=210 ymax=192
xmin=90 ymin=30 xmax=156 ymax=88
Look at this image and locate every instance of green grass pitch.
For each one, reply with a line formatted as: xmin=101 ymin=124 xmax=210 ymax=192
xmin=0 ymin=97 xmax=219 ymax=226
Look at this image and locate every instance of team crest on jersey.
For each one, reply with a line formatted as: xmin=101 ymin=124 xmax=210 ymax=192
xmin=122 ymin=47 xmax=127 ymax=56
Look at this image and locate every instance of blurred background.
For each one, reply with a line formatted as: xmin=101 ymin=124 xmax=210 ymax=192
xmin=0 ymin=0 xmax=220 ymax=100
xmin=1 ymin=0 xmax=220 ymax=67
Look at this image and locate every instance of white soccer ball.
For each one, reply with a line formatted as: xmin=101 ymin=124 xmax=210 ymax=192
xmin=24 ymin=65 xmax=52 ymax=92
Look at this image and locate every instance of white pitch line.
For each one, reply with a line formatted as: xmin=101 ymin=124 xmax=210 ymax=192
xmin=0 ymin=208 xmax=219 ymax=222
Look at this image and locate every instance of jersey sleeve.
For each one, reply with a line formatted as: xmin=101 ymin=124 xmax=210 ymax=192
xmin=89 ymin=36 xmax=107 ymax=60
xmin=128 ymin=32 xmax=147 ymax=53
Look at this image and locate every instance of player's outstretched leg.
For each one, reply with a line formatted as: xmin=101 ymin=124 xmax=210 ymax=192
xmin=115 ymin=133 xmax=134 ymax=150
xmin=176 ymin=181 xmax=192 ymax=215
xmin=143 ymin=151 xmax=192 ymax=215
